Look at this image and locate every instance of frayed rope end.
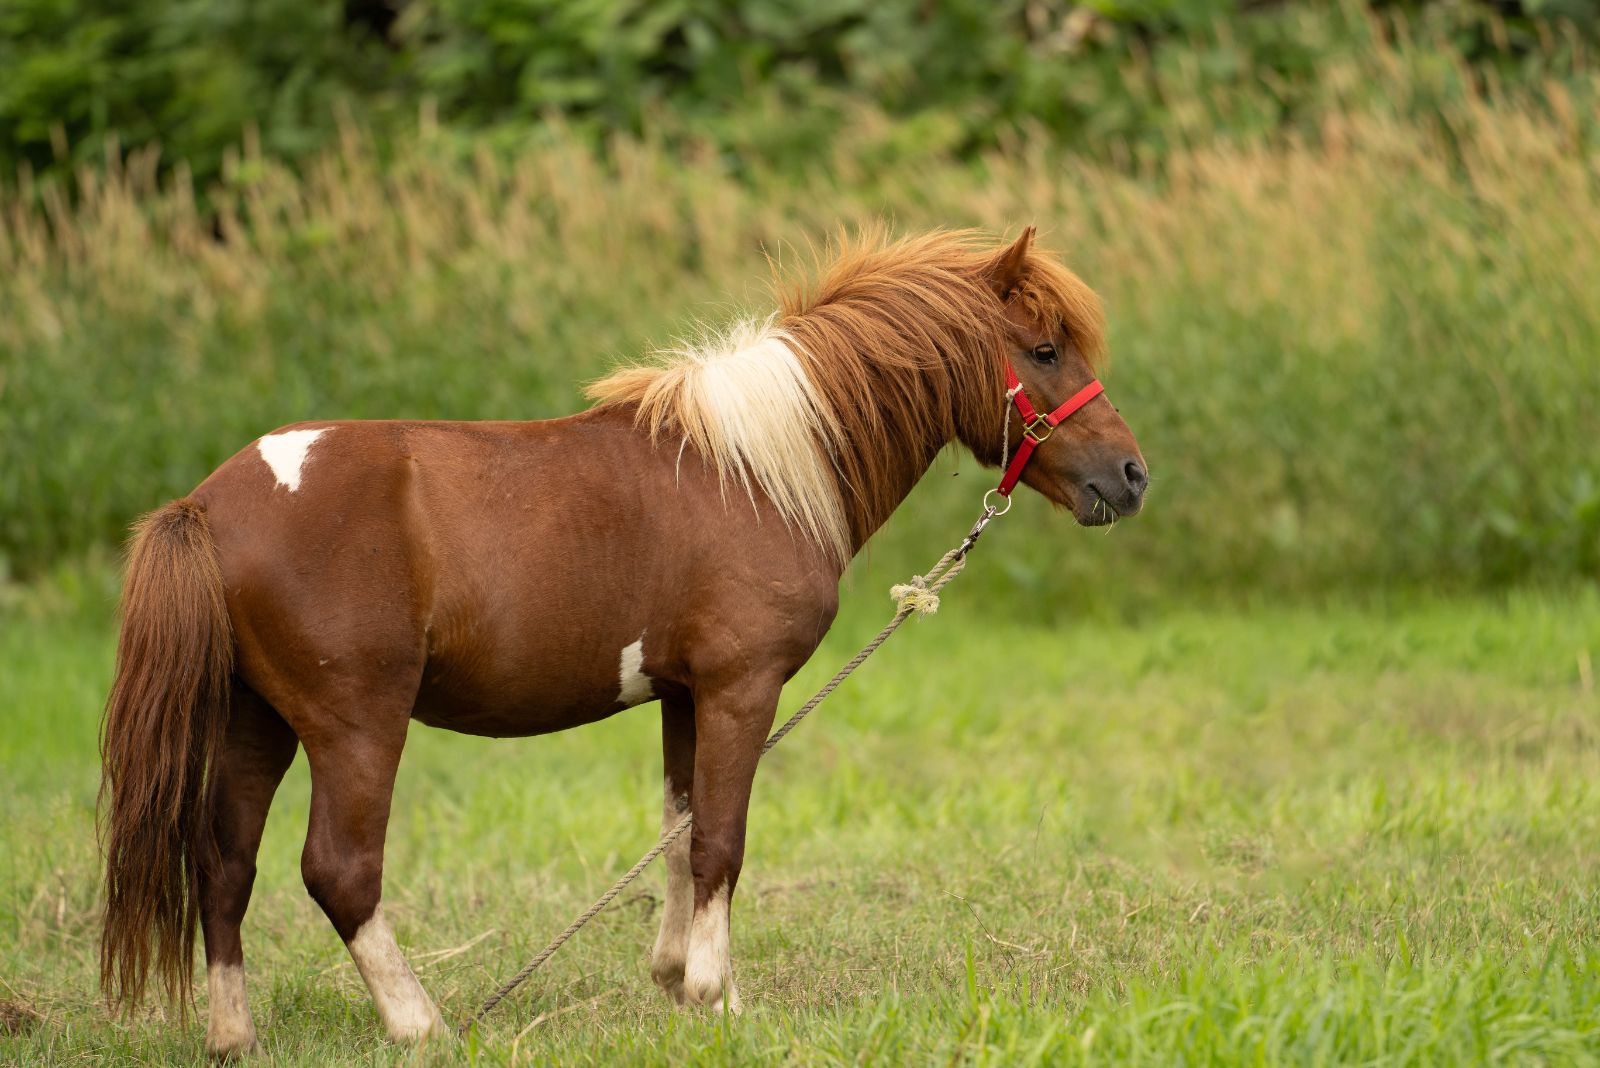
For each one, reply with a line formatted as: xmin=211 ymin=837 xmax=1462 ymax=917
xmin=890 ymin=579 xmax=940 ymax=615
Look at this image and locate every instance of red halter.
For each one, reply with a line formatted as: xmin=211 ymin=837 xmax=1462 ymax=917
xmin=996 ymin=364 xmax=1105 ymax=497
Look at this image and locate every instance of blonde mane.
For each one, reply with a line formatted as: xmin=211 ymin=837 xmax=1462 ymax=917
xmin=587 ymin=229 xmax=1105 ymax=562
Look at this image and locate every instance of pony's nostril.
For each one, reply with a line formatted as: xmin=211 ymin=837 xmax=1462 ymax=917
xmin=1124 ymin=460 xmax=1147 ymax=494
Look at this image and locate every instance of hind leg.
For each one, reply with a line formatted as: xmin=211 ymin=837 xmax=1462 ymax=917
xmin=299 ymin=718 xmax=444 ymax=1043
xmin=199 ymin=684 xmax=298 ymax=1058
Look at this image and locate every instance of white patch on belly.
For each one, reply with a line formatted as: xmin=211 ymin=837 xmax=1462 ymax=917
xmin=257 ymin=428 xmax=328 ymax=492
xmin=617 ymin=635 xmax=654 ymax=706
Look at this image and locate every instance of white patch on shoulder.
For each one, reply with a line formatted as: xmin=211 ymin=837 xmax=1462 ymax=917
xmin=257 ymin=428 xmax=328 ymax=492
xmin=617 ymin=635 xmax=654 ymax=706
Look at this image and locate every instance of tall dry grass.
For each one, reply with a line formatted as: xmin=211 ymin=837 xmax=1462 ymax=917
xmin=2 ymin=77 xmax=1597 ymax=602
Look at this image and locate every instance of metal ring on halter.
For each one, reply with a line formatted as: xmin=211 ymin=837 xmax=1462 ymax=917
xmin=982 ymin=489 xmax=1013 ymax=516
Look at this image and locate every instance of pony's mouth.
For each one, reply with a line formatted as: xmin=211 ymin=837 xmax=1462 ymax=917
xmin=1077 ymin=488 xmax=1120 ymax=527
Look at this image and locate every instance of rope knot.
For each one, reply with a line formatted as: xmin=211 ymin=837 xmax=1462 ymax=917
xmin=890 ymin=576 xmax=941 ymax=615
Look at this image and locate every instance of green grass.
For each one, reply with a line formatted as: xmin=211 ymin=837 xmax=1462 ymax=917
xmin=3 ymin=560 xmax=1598 ymax=1064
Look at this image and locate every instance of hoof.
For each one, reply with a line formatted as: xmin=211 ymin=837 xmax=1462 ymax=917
xmin=205 ymin=1029 xmax=258 ymax=1060
xmin=384 ymin=1010 xmax=449 ymax=1045
xmin=651 ymin=957 xmax=687 ymax=1005
xmin=683 ymin=973 xmax=741 ymax=1015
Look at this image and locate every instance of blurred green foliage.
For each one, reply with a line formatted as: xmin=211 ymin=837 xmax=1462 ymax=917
xmin=1 ymin=0 xmax=1597 ymax=601
xmin=0 ymin=0 xmax=402 ymax=182
xmin=2 ymin=60 xmax=1596 ymax=600
xmin=2 ymin=1 xmax=1597 ymax=188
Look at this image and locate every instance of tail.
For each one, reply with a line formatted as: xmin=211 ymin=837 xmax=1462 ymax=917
xmin=99 ymin=498 xmax=233 ymax=1014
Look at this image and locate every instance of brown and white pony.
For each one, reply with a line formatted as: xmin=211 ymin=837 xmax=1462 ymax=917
xmin=98 ymin=228 xmax=1146 ymax=1054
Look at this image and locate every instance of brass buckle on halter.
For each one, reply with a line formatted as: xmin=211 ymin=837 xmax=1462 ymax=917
xmin=1022 ymin=415 xmax=1055 ymax=444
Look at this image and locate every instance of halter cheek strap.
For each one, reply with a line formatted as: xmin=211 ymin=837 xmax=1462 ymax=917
xmin=996 ymin=364 xmax=1105 ymax=497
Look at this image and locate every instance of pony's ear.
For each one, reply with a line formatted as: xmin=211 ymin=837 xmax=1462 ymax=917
xmin=983 ymin=227 xmax=1035 ymax=300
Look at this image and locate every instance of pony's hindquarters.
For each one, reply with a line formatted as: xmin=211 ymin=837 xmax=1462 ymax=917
xmin=99 ymin=498 xmax=233 ymax=1013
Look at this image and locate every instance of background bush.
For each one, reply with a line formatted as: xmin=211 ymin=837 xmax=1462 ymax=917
xmin=3 ymin=1 xmax=1598 ymax=190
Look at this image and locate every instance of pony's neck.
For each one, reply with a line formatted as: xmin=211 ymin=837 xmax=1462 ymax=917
xmin=776 ymin=273 xmax=1014 ymax=561
xmin=833 ymin=404 xmax=954 ymax=558
xmin=808 ymin=333 xmax=1003 ymax=559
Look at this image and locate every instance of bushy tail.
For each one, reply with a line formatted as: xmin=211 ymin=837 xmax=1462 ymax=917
xmin=99 ymin=498 xmax=233 ymax=1013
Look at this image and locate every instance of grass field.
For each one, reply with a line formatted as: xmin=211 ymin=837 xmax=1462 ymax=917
xmin=3 ymin=555 xmax=1598 ymax=1065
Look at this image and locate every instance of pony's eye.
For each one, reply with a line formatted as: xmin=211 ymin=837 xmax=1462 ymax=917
xmin=1031 ymin=342 xmax=1057 ymax=364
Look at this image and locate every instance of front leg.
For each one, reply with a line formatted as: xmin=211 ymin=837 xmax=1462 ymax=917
xmin=650 ymin=693 xmax=696 ymax=1002
xmin=682 ymin=671 xmax=783 ymax=1013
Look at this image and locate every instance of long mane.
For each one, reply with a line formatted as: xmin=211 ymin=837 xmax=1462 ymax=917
xmin=586 ymin=229 xmax=1105 ymax=562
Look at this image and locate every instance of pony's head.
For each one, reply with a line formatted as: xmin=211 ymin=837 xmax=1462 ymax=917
xmin=967 ymin=228 xmax=1147 ymax=526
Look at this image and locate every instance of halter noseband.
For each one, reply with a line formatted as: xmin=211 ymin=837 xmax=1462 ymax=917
xmin=995 ymin=364 xmax=1105 ymax=497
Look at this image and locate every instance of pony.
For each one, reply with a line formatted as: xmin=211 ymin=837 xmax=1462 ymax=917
xmin=98 ymin=227 xmax=1147 ymax=1054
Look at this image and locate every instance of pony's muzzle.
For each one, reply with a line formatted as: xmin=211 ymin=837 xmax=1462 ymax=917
xmin=1083 ymin=457 xmax=1146 ymax=522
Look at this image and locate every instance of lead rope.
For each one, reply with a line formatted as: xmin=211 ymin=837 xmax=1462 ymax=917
xmin=462 ymin=399 xmax=1020 ymax=1033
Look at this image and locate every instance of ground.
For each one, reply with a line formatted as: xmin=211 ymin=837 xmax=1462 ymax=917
xmin=2 ymin=574 xmax=1598 ymax=1065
